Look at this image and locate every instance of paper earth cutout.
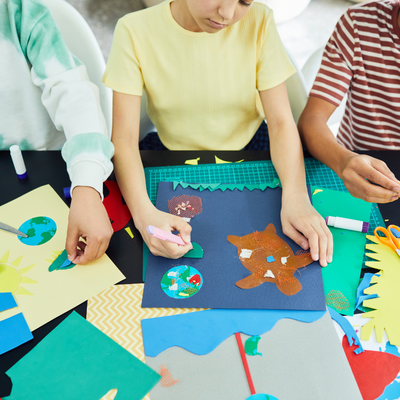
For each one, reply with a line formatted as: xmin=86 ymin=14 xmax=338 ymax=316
xmin=18 ymin=216 xmax=56 ymax=246
xmin=160 ymin=265 xmax=203 ymax=299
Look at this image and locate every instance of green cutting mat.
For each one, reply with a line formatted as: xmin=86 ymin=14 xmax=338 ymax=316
xmin=145 ymin=158 xmax=384 ymax=235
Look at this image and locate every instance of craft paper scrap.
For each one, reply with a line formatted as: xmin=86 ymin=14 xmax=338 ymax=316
xmin=342 ymin=336 xmax=400 ymax=400
xmin=311 ymin=187 xmax=372 ymax=315
xmin=5 ymin=311 xmax=160 ymax=400
xmin=0 ymin=185 xmax=125 ymax=331
xmin=333 ymin=314 xmax=400 ymax=400
xmin=328 ymin=306 xmax=363 ymax=354
xmin=0 ymin=313 xmax=32 ymax=355
xmin=144 ymin=311 xmax=362 ymax=400
xmin=103 ymin=180 xmax=132 ymax=232
xmin=361 ymin=235 xmax=400 ymax=345
xmin=142 ymin=308 xmax=326 ymax=357
xmin=142 ymin=182 xmax=326 ymax=311
xmin=86 ymin=283 xmax=207 ymax=362
xmin=0 ymin=292 xmax=17 ymax=312
xmin=185 ymin=157 xmax=200 ymax=165
xmin=215 ymin=156 xmax=244 ymax=164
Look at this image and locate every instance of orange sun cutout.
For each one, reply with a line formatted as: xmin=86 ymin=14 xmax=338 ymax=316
xmin=0 ymin=251 xmax=38 ymax=295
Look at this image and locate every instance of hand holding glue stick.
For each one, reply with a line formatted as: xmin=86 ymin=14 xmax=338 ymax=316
xmin=326 ymin=216 xmax=369 ymax=233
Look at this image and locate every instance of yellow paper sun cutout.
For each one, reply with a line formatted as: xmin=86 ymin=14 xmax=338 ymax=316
xmin=361 ymin=235 xmax=400 ymax=345
xmin=0 ymin=251 xmax=38 ymax=295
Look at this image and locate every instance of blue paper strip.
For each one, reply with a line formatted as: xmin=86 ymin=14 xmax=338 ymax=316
xmin=0 ymin=292 xmax=17 ymax=312
xmin=355 ymin=273 xmax=380 ymax=311
xmin=0 ymin=313 xmax=33 ymax=355
xmin=142 ymin=308 xmax=326 ymax=357
xmin=328 ymin=307 xmax=363 ymax=354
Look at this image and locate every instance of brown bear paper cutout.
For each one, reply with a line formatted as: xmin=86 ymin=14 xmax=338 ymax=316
xmin=227 ymin=224 xmax=314 ymax=296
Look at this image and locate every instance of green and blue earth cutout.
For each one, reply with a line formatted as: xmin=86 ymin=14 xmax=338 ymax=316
xmin=161 ymin=265 xmax=203 ymax=299
xmin=18 ymin=216 xmax=57 ymax=246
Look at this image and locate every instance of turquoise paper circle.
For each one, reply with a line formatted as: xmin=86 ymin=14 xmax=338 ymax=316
xmin=18 ymin=216 xmax=57 ymax=246
xmin=246 ymin=395 xmax=279 ymax=400
xmin=161 ymin=265 xmax=203 ymax=299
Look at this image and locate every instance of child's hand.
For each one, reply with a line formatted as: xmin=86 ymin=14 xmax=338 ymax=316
xmin=137 ymin=209 xmax=193 ymax=259
xmin=280 ymin=194 xmax=333 ymax=267
xmin=66 ymin=186 xmax=114 ymax=264
xmin=339 ymin=154 xmax=400 ymax=203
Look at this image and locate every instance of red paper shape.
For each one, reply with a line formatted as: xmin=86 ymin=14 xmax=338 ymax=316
xmin=103 ymin=181 xmax=132 ymax=232
xmin=342 ymin=336 xmax=400 ymax=400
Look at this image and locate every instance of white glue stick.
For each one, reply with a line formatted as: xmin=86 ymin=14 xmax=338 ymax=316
xmin=326 ymin=216 xmax=369 ymax=233
xmin=10 ymin=145 xmax=28 ymax=179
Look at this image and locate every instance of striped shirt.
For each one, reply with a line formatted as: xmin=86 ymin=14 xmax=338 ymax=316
xmin=310 ymin=0 xmax=400 ymax=150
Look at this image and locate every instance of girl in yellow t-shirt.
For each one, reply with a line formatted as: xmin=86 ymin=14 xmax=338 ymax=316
xmin=103 ymin=0 xmax=333 ymax=267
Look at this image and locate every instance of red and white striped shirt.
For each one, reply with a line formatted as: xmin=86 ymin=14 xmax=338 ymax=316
xmin=310 ymin=0 xmax=400 ymax=150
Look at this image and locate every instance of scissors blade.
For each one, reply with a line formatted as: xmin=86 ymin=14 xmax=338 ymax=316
xmin=0 ymin=222 xmax=28 ymax=238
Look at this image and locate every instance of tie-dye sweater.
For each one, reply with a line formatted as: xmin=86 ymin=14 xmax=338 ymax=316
xmin=0 ymin=0 xmax=114 ymax=197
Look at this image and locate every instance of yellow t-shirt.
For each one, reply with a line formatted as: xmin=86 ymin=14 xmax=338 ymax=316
xmin=103 ymin=0 xmax=296 ymax=150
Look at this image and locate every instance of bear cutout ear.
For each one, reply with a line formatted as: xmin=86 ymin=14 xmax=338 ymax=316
xmin=227 ymin=235 xmax=240 ymax=246
xmin=264 ymin=223 xmax=276 ymax=234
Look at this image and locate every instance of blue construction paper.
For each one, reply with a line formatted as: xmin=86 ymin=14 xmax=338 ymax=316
xmin=327 ymin=307 xmax=363 ymax=355
xmin=0 ymin=313 xmax=33 ymax=355
xmin=0 ymin=292 xmax=17 ymax=312
xmin=5 ymin=311 xmax=160 ymax=400
xmin=142 ymin=308 xmax=326 ymax=357
xmin=355 ymin=273 xmax=379 ymax=311
xmin=142 ymin=182 xmax=326 ymax=310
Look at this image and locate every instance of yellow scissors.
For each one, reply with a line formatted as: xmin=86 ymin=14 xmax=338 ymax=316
xmin=374 ymin=225 xmax=400 ymax=257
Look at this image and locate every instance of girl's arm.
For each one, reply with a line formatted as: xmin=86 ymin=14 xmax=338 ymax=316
xmin=112 ymin=91 xmax=193 ymax=258
xmin=259 ymin=83 xmax=333 ymax=267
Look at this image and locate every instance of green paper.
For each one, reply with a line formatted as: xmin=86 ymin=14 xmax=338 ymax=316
xmin=311 ymin=187 xmax=372 ymax=316
xmin=48 ymin=249 xmax=69 ymax=272
xmin=5 ymin=311 xmax=160 ymax=400
xmin=173 ymin=180 xmax=281 ymax=193
xmin=184 ymin=242 xmax=204 ymax=258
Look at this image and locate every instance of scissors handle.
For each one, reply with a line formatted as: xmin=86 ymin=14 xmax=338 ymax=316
xmin=388 ymin=225 xmax=400 ymax=248
xmin=374 ymin=226 xmax=397 ymax=252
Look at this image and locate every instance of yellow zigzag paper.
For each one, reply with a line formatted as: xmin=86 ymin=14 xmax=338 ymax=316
xmin=361 ymin=235 xmax=400 ymax=345
xmin=87 ymin=284 xmax=206 ymax=400
xmin=87 ymin=284 xmax=206 ymax=362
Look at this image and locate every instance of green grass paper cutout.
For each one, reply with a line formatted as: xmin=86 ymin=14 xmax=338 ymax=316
xmin=5 ymin=311 xmax=160 ymax=400
xmin=311 ymin=187 xmax=372 ymax=316
xmin=173 ymin=180 xmax=281 ymax=192
xmin=184 ymin=242 xmax=203 ymax=258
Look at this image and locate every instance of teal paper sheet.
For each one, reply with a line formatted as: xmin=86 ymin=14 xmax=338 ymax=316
xmin=5 ymin=311 xmax=160 ymax=400
xmin=311 ymin=187 xmax=372 ymax=315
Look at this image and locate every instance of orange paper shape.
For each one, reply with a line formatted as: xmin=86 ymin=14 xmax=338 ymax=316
xmin=228 ymin=224 xmax=313 ymax=295
xmin=342 ymin=336 xmax=400 ymax=400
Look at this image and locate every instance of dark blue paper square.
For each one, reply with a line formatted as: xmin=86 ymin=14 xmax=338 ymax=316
xmin=142 ymin=182 xmax=326 ymax=310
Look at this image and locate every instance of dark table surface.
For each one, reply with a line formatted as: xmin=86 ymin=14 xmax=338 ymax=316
xmin=0 ymin=149 xmax=399 ymax=386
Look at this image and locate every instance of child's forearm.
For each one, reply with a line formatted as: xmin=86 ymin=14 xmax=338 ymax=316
xmin=112 ymin=139 xmax=155 ymax=228
xmin=269 ymin=120 xmax=308 ymax=199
